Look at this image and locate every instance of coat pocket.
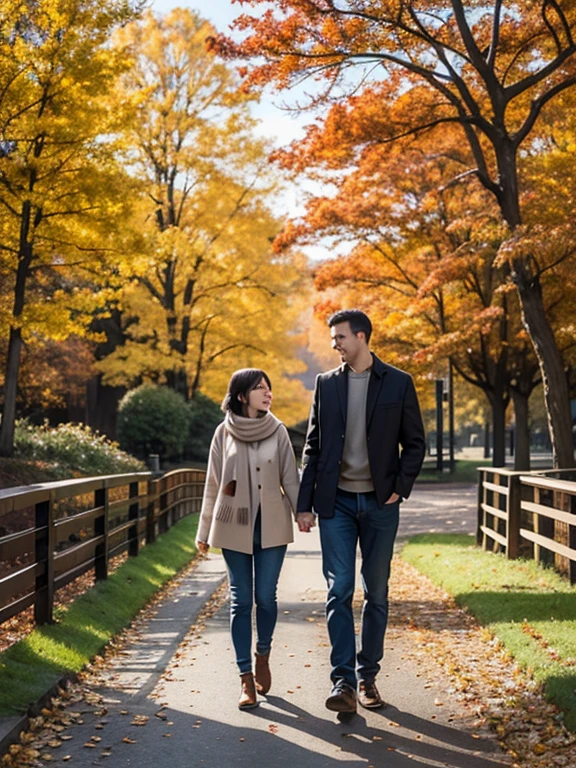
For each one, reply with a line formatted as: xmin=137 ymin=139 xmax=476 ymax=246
xmin=223 ymin=480 xmax=236 ymax=496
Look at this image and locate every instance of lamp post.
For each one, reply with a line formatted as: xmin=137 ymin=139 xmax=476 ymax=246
xmin=448 ymin=361 xmax=455 ymax=473
xmin=435 ymin=378 xmax=444 ymax=473
xmin=435 ymin=365 xmax=456 ymax=474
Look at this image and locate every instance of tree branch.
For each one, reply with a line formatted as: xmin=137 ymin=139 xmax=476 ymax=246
xmin=207 ymin=343 xmax=266 ymax=363
xmin=505 ymin=41 xmax=576 ymax=102
xmin=487 ymin=0 xmax=504 ymax=68
xmin=513 ymin=76 xmax=576 ymax=146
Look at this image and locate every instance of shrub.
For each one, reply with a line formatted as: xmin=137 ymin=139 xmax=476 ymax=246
xmin=117 ymin=384 xmax=190 ymax=460
xmin=14 ymin=420 xmax=145 ymax=476
xmin=185 ymin=392 xmax=223 ymax=461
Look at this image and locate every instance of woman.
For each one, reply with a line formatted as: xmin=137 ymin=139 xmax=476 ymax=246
xmin=196 ymin=368 xmax=300 ymax=710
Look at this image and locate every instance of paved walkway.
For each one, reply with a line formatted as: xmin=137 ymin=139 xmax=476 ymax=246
xmin=2 ymin=484 xmax=514 ymax=767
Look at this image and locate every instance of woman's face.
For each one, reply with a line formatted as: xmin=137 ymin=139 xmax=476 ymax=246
xmin=245 ymin=377 xmax=272 ymax=417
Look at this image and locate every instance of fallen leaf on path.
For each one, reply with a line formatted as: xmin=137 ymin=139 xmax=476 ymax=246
xmin=130 ymin=715 xmax=149 ymax=726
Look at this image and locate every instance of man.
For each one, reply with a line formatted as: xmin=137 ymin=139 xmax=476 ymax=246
xmin=296 ymin=309 xmax=425 ymax=714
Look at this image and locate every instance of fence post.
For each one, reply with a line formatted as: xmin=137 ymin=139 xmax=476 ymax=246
xmin=166 ymin=474 xmax=174 ymax=530
xmin=570 ymin=492 xmax=576 ymax=586
xmin=94 ymin=485 xmax=109 ymax=581
xmin=159 ymin=475 xmax=168 ymax=535
xmin=535 ymin=485 xmax=555 ymax=566
xmin=507 ymin=474 xmax=521 ymax=559
xmin=477 ymin=469 xmax=484 ymax=548
xmin=533 ymin=485 xmax=543 ymax=565
xmin=146 ymin=478 xmax=156 ymax=545
xmin=34 ymin=493 xmax=55 ymax=625
xmin=128 ymin=481 xmax=139 ymax=557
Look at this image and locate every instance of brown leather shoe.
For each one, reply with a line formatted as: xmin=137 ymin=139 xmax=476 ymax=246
xmin=254 ymin=652 xmax=271 ymax=695
xmin=325 ymin=681 xmax=357 ymax=713
xmin=358 ymin=680 xmax=384 ymax=709
xmin=238 ymin=672 xmax=258 ymax=710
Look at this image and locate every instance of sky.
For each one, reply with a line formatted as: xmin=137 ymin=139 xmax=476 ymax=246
xmin=149 ymin=0 xmax=334 ymax=260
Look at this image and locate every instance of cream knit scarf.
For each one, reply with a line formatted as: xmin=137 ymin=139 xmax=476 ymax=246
xmin=216 ymin=411 xmax=282 ymax=525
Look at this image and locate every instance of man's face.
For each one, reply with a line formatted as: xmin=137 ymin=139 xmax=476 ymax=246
xmin=330 ymin=321 xmax=364 ymax=364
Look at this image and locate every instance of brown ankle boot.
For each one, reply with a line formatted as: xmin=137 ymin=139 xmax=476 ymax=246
xmin=238 ymin=672 xmax=258 ymax=709
xmin=254 ymin=652 xmax=271 ymax=695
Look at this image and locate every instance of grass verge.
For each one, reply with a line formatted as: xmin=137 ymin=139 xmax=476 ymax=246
xmin=0 ymin=514 xmax=199 ymax=716
xmin=417 ymin=459 xmax=491 ymax=484
xmin=402 ymin=534 xmax=576 ymax=731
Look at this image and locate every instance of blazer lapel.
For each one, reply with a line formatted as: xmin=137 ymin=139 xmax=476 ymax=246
xmin=366 ymin=374 xmax=383 ymax=430
xmin=366 ymin=359 xmax=388 ymax=429
xmin=335 ymin=365 xmax=348 ymax=424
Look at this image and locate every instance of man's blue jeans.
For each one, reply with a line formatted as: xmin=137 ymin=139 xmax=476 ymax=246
xmin=319 ymin=488 xmax=399 ymax=688
xmin=222 ymin=513 xmax=287 ymax=674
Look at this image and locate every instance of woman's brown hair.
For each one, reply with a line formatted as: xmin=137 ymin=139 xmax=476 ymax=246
xmin=222 ymin=369 xmax=272 ymax=415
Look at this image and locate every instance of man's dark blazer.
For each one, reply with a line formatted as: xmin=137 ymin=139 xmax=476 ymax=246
xmin=296 ymin=353 xmax=426 ymax=518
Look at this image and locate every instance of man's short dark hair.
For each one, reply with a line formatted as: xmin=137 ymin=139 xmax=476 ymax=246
xmin=328 ymin=309 xmax=372 ymax=343
xmin=222 ymin=368 xmax=272 ymax=415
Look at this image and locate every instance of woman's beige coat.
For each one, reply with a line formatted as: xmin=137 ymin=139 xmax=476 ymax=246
xmin=197 ymin=421 xmax=300 ymax=554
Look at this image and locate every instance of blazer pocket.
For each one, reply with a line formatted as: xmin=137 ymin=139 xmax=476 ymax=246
xmin=377 ymin=401 xmax=401 ymax=409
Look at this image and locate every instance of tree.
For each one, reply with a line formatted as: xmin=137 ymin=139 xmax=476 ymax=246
xmin=0 ymin=0 xmax=141 ymax=456
xmin=96 ymin=9 xmax=311 ymax=424
xmin=223 ymin=0 xmax=576 ymax=467
xmin=291 ymin=130 xmax=546 ymax=467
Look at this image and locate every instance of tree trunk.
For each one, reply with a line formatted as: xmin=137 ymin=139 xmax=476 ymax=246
xmin=85 ymin=375 xmax=127 ymax=440
xmin=513 ymin=262 xmax=574 ymax=468
xmin=0 ymin=201 xmax=34 ymax=457
xmin=494 ymin=143 xmax=573 ymax=469
xmin=511 ymin=389 xmax=530 ymax=471
xmin=0 ymin=327 xmax=23 ymax=457
xmin=491 ymin=395 xmax=507 ymax=467
xmin=483 ymin=421 xmax=490 ymax=458
xmin=165 ymin=368 xmax=189 ymax=399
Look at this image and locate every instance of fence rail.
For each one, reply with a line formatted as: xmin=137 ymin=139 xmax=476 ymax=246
xmin=477 ymin=467 xmax=576 ymax=583
xmin=0 ymin=468 xmax=206 ymax=627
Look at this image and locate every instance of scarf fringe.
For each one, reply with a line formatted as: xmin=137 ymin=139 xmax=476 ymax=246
xmin=216 ymin=504 xmax=234 ymax=523
xmin=216 ymin=504 xmax=250 ymax=525
xmin=236 ymin=507 xmax=249 ymax=526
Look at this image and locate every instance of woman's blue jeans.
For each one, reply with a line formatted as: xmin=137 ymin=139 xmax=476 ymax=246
xmin=222 ymin=513 xmax=287 ymax=674
xmin=319 ymin=488 xmax=399 ymax=688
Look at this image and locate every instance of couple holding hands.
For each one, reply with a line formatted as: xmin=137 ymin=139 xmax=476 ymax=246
xmin=196 ymin=309 xmax=426 ymax=713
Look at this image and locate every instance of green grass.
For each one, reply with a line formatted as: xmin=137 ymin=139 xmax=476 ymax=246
xmin=417 ymin=459 xmax=491 ymax=484
xmin=0 ymin=514 xmax=199 ymax=716
xmin=402 ymin=534 xmax=576 ymax=731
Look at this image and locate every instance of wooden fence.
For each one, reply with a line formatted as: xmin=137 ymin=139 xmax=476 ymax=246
xmin=477 ymin=467 xmax=576 ymax=583
xmin=0 ymin=468 xmax=206 ymax=627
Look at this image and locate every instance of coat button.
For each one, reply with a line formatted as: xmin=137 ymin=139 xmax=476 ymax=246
xmin=256 ymin=467 xmax=260 ymax=471
xmin=258 ymin=484 xmax=262 ymax=490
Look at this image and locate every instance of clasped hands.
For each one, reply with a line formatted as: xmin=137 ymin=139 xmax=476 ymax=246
xmin=296 ymin=492 xmax=399 ymax=533
xmin=296 ymin=512 xmax=316 ymax=532
xmin=198 ymin=492 xmax=401 ymax=546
